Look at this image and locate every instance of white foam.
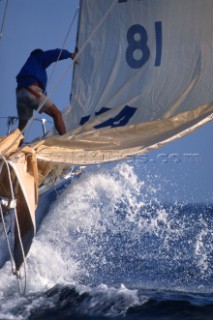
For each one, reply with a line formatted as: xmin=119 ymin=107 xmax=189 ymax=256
xmin=0 ymin=161 xmax=212 ymax=317
xmin=25 ymin=163 xmax=152 ymax=291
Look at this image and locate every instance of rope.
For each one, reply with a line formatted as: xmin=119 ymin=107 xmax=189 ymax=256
xmin=0 ymin=203 xmax=16 ymax=272
xmin=0 ymin=0 xmax=9 ymax=40
xmin=0 ymin=0 xmax=117 ymax=154
xmin=27 ymin=0 xmax=117 ymax=138
xmin=0 ymin=4 xmax=79 ymax=290
xmin=48 ymin=7 xmax=79 ymax=86
xmin=0 ymin=4 xmax=78 ymax=152
xmin=0 ymin=1 xmax=117 ymax=294
xmin=0 ymin=155 xmax=27 ymax=295
xmin=47 ymin=0 xmax=117 ymax=100
xmin=0 ymin=7 xmax=80 ymax=294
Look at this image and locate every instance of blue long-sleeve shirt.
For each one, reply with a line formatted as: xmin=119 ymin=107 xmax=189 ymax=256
xmin=16 ymin=49 xmax=71 ymax=90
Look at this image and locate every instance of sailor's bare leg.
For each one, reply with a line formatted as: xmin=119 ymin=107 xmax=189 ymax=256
xmin=43 ymin=104 xmax=66 ymax=135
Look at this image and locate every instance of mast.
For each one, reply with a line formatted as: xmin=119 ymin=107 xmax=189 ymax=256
xmin=69 ymin=0 xmax=83 ymax=102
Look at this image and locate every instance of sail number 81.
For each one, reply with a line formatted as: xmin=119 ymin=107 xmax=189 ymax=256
xmin=126 ymin=22 xmax=162 ymax=68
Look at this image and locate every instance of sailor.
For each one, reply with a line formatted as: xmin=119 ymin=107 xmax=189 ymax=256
xmin=16 ymin=48 xmax=76 ymax=135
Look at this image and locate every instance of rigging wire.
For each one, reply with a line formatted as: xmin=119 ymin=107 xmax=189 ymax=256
xmin=0 ymin=9 xmax=22 ymax=256
xmin=0 ymin=116 xmax=53 ymax=125
xmin=0 ymin=7 xmax=81 ymax=291
xmin=0 ymin=197 xmax=16 ymax=275
xmin=0 ymin=0 xmax=117 ymax=155
xmin=23 ymin=7 xmax=79 ymax=141
xmin=0 ymin=155 xmax=27 ymax=295
xmin=0 ymin=0 xmax=9 ymax=40
xmin=0 ymin=6 xmax=79 ymax=153
xmin=0 ymin=1 xmax=117 ymax=294
xmin=47 ymin=0 xmax=117 ymax=101
xmin=25 ymin=1 xmax=117 ymax=138
xmin=48 ymin=7 xmax=79 ymax=86
xmin=0 ymin=5 xmax=81 ymax=294
xmin=0 ymin=116 xmax=53 ymax=135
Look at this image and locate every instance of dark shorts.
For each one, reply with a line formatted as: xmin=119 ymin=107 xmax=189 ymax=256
xmin=16 ymin=85 xmax=53 ymax=120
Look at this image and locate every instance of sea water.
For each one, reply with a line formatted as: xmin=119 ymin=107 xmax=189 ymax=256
xmin=0 ymin=159 xmax=213 ymax=319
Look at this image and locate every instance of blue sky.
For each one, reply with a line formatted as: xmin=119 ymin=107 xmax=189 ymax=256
xmin=0 ymin=0 xmax=79 ymax=138
xmin=0 ymin=0 xmax=212 ymax=203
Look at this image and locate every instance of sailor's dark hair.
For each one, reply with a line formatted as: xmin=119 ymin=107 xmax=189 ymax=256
xmin=30 ymin=49 xmax=44 ymax=55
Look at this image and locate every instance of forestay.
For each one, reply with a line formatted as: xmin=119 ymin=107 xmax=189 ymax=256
xmin=36 ymin=0 xmax=213 ymax=164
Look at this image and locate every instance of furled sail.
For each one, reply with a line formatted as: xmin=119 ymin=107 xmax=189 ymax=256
xmin=35 ymin=0 xmax=213 ymax=165
xmin=0 ymin=130 xmax=37 ymax=270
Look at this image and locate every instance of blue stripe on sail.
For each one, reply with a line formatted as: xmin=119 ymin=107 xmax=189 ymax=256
xmin=79 ymin=107 xmax=111 ymax=126
xmin=94 ymin=105 xmax=137 ymax=129
xmin=79 ymin=115 xmax=90 ymax=126
xmin=155 ymin=21 xmax=162 ymax=66
xmin=95 ymin=107 xmax=111 ymax=116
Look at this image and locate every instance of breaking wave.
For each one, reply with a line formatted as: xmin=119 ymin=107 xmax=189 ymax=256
xmin=0 ymin=161 xmax=213 ymax=319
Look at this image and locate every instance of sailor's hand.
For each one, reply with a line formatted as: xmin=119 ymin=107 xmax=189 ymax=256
xmin=70 ymin=53 xmax=78 ymax=63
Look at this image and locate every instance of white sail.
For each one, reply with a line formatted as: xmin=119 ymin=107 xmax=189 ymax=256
xmin=36 ymin=0 xmax=213 ymax=165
